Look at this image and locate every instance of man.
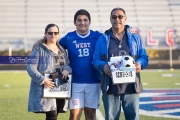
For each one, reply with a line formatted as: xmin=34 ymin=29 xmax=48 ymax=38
xmin=59 ymin=9 xmax=102 ymax=120
xmin=92 ymin=8 xmax=148 ymax=120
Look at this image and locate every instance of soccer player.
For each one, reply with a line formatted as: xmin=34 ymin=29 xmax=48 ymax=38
xmin=92 ymin=8 xmax=148 ymax=120
xmin=59 ymin=9 xmax=101 ymax=120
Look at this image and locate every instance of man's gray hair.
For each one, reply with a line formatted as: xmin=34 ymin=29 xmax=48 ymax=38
xmin=110 ymin=8 xmax=126 ymax=17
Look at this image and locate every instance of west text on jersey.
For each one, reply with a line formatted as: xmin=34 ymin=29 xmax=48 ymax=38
xmin=75 ymin=43 xmax=90 ymax=48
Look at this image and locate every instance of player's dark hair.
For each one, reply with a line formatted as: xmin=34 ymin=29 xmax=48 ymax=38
xmin=74 ymin=9 xmax=91 ymax=22
xmin=110 ymin=8 xmax=126 ymax=16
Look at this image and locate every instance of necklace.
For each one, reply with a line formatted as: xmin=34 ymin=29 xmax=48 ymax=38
xmin=115 ymin=37 xmax=123 ymax=48
xmin=113 ymin=31 xmax=125 ymax=48
xmin=118 ymin=40 xmax=122 ymax=48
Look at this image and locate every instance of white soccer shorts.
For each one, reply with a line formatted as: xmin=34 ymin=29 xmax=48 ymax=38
xmin=69 ymin=83 xmax=101 ymax=109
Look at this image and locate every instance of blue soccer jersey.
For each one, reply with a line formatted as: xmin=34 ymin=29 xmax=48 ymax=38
xmin=59 ymin=30 xmax=102 ymax=84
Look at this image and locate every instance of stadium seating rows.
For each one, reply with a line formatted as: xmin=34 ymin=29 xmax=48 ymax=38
xmin=0 ymin=0 xmax=180 ymax=50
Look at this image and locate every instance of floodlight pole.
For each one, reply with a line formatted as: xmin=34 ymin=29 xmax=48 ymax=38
xmin=24 ymin=0 xmax=28 ymax=53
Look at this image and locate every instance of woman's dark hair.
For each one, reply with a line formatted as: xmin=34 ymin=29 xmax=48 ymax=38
xmin=45 ymin=23 xmax=59 ymax=33
xmin=110 ymin=7 xmax=126 ymax=17
xmin=74 ymin=9 xmax=91 ymax=22
xmin=44 ymin=23 xmax=59 ymax=43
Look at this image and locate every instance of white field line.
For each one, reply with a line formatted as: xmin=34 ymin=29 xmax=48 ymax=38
xmin=141 ymin=88 xmax=180 ymax=90
xmin=140 ymin=100 xmax=180 ymax=104
xmin=139 ymin=108 xmax=180 ymax=119
xmin=142 ymin=69 xmax=180 ymax=72
xmin=140 ymin=93 xmax=180 ymax=97
xmin=96 ymin=109 xmax=105 ymax=120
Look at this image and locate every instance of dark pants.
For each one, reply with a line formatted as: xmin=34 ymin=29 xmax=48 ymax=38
xmin=45 ymin=110 xmax=57 ymax=120
xmin=45 ymin=99 xmax=65 ymax=120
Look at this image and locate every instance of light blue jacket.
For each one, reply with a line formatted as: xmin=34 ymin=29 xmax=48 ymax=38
xmin=27 ymin=42 xmax=71 ymax=112
xmin=92 ymin=25 xmax=148 ymax=94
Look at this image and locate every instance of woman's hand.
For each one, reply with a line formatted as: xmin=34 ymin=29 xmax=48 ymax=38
xmin=62 ymin=69 xmax=69 ymax=80
xmin=43 ymin=78 xmax=55 ymax=88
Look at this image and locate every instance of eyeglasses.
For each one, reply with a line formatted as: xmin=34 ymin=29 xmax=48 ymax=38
xmin=111 ymin=15 xmax=125 ymax=20
xmin=47 ymin=32 xmax=59 ymax=35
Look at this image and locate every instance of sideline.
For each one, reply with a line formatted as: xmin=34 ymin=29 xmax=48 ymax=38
xmin=0 ymin=70 xmax=27 ymax=73
xmin=0 ymin=69 xmax=180 ymax=73
xmin=96 ymin=109 xmax=105 ymax=120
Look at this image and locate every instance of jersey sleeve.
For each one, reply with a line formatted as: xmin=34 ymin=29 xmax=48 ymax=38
xmin=59 ymin=35 xmax=68 ymax=49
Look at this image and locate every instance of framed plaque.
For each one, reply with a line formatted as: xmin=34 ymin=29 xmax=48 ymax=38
xmin=43 ymin=74 xmax=72 ymax=98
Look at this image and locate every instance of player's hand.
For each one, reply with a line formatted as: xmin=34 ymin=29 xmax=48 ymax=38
xmin=43 ymin=78 xmax=55 ymax=88
xmin=62 ymin=70 xmax=69 ymax=80
xmin=135 ymin=62 xmax=141 ymax=73
xmin=104 ymin=64 xmax=112 ymax=77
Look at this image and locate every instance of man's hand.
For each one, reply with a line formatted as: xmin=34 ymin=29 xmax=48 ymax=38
xmin=104 ymin=64 xmax=112 ymax=77
xmin=135 ymin=62 xmax=141 ymax=73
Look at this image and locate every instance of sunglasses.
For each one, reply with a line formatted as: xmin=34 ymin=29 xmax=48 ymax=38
xmin=111 ymin=15 xmax=125 ymax=20
xmin=47 ymin=32 xmax=59 ymax=35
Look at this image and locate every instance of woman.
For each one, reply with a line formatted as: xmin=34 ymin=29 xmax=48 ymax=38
xmin=27 ymin=23 xmax=72 ymax=120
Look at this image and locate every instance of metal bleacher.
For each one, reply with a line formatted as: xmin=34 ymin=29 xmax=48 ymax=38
xmin=0 ymin=0 xmax=180 ymax=51
xmin=97 ymin=0 xmax=138 ymax=31
xmin=134 ymin=0 xmax=173 ymax=40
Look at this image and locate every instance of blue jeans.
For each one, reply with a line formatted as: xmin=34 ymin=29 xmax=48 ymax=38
xmin=102 ymin=93 xmax=139 ymax=120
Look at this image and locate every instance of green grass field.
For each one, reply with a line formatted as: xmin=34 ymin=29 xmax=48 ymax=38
xmin=0 ymin=70 xmax=180 ymax=120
